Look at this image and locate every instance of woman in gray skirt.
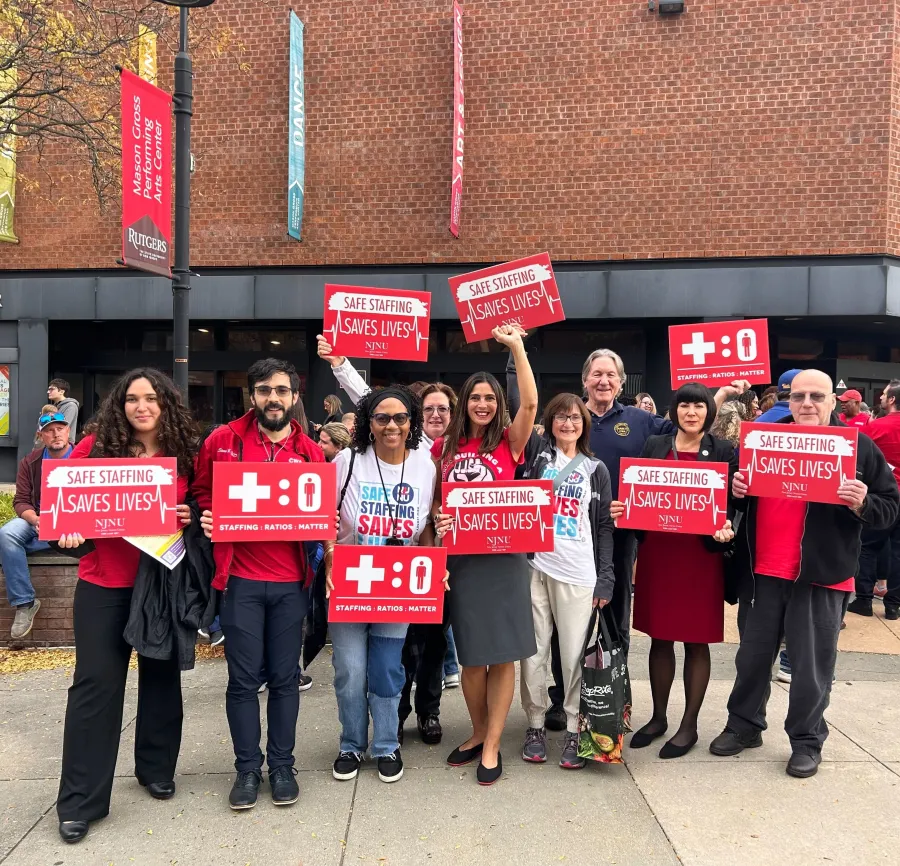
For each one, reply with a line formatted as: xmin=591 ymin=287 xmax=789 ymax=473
xmin=431 ymin=324 xmax=538 ymax=785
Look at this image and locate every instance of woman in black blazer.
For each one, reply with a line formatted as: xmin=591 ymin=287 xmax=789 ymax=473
xmin=611 ymin=382 xmax=737 ymax=759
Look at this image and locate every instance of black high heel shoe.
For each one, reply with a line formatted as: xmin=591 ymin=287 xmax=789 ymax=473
xmin=59 ymin=820 xmax=89 ymax=844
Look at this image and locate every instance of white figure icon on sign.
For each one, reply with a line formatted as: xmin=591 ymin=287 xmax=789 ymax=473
xmin=410 ymin=556 xmax=432 ymax=595
xmin=737 ymin=328 xmax=757 ymax=362
xmin=229 ymin=473 xmax=271 ymax=512
xmin=346 ymin=555 xmax=386 ymax=594
xmin=298 ymin=473 xmax=322 ymax=511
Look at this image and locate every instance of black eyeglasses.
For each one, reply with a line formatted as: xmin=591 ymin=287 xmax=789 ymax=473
xmin=372 ymin=412 xmax=410 ymax=426
xmin=253 ymin=385 xmax=293 ymax=398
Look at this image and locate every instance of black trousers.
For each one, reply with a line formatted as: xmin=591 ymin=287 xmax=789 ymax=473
xmin=220 ymin=576 xmax=307 ymax=772
xmin=857 ymin=522 xmax=900 ymax=606
xmin=726 ymin=574 xmax=848 ymax=756
xmin=57 ymin=580 xmax=183 ymax=823
xmin=399 ymin=603 xmax=450 ymax=721
xmin=609 ymin=529 xmax=638 ymax=654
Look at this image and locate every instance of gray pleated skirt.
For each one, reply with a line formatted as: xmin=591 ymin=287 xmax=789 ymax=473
xmin=447 ymin=552 xmax=537 ymax=667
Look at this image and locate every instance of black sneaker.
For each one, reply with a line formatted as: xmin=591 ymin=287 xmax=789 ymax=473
xmin=544 ymin=703 xmax=566 ymax=732
xmin=269 ymin=765 xmax=299 ymax=805
xmin=333 ymin=751 xmax=363 ymax=781
xmin=709 ymin=728 xmax=763 ymax=756
xmin=298 ymin=673 xmax=313 ymax=692
xmin=210 ymin=630 xmax=225 ymax=646
xmin=229 ymin=769 xmax=262 ymax=810
xmin=885 ymin=605 xmax=900 ymax=621
xmin=417 ymin=714 xmax=443 ymax=744
xmin=377 ymin=751 xmax=404 ymax=783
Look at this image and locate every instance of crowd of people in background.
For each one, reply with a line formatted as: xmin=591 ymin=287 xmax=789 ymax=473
xmin=2 ymin=336 xmax=899 ymax=845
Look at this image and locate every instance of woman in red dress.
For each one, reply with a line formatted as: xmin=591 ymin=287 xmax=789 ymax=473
xmin=612 ymin=382 xmax=737 ymax=759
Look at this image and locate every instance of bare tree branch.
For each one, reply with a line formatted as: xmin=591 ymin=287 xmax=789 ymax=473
xmin=0 ymin=0 xmax=246 ymax=207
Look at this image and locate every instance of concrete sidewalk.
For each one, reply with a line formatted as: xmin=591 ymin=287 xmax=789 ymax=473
xmin=1 ymin=637 xmax=898 ymax=866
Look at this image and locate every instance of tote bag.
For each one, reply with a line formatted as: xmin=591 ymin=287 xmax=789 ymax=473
xmin=576 ymin=606 xmax=632 ymax=763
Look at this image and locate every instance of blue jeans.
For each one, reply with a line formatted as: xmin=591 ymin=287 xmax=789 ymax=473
xmin=0 ymin=518 xmax=49 ymax=607
xmin=330 ymin=621 xmax=408 ymax=758
xmin=444 ymin=626 xmax=460 ymax=677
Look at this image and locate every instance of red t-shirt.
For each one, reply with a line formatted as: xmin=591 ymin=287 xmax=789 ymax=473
xmin=755 ymin=497 xmax=854 ymax=591
xmin=866 ymin=412 xmax=900 ymax=485
xmin=839 ymin=412 xmax=870 ymax=429
xmin=228 ymin=424 xmax=307 ymax=583
xmin=70 ymin=437 xmax=190 ymax=589
xmin=431 ymin=427 xmax=522 ymax=483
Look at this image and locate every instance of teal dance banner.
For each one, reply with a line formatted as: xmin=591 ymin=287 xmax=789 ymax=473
xmin=288 ymin=11 xmax=306 ymax=241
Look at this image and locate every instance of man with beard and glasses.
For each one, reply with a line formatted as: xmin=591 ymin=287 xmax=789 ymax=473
xmin=194 ymin=359 xmax=325 ymax=811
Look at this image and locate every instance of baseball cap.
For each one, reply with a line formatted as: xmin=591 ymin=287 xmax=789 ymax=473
xmin=777 ymin=369 xmax=803 ymax=390
xmin=838 ymin=389 xmax=862 ymax=403
xmin=38 ymin=412 xmax=68 ymax=431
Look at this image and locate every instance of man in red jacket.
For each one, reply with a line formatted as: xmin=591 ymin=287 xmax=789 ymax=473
xmin=853 ymin=379 xmax=900 ymax=620
xmin=1 ymin=412 xmax=72 ymax=638
xmin=193 ymin=359 xmax=324 ymax=811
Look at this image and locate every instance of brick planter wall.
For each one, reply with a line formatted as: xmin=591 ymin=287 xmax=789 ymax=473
xmin=0 ymin=552 xmax=78 ymax=648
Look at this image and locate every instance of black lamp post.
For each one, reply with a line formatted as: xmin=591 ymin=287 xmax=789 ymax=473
xmin=153 ymin=0 xmax=216 ymax=401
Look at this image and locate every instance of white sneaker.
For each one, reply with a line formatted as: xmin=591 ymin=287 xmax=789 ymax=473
xmin=444 ymin=672 xmax=460 ymax=688
xmin=258 ymin=683 xmax=267 ymax=693
xmin=776 ymin=668 xmax=792 ymax=684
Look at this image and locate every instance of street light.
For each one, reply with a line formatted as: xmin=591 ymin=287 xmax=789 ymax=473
xmin=153 ymin=0 xmax=217 ymax=400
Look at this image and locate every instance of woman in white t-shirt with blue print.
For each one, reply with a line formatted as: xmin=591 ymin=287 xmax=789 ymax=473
xmin=324 ymin=386 xmax=438 ymax=786
xmin=519 ymin=393 xmax=616 ymax=770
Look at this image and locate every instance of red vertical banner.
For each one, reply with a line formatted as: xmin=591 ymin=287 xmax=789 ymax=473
xmin=449 ymin=1 xmax=464 ymax=237
xmin=120 ymin=68 xmax=172 ymax=276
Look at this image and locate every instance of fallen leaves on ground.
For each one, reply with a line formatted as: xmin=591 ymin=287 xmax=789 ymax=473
xmin=0 ymin=643 xmax=224 ymax=676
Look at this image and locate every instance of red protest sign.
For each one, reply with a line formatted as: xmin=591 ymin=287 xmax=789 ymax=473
xmin=442 ymin=479 xmax=555 ymax=554
xmin=39 ymin=458 xmax=178 ymax=540
xmin=329 ymin=545 xmax=448 ymax=624
xmin=669 ymin=318 xmax=770 ymax=389
xmin=448 ymin=253 xmax=565 ymax=343
xmin=323 ymin=284 xmax=432 ymax=362
xmin=211 ymin=462 xmax=336 ymax=542
xmin=120 ymin=69 xmax=172 ymax=276
xmin=739 ymin=422 xmax=858 ymax=505
xmin=617 ymin=458 xmax=730 ymax=535
xmin=449 ymin=0 xmax=464 ymax=237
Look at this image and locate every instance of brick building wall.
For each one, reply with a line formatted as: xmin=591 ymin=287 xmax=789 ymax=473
xmin=0 ymin=554 xmax=78 ymax=648
xmin=1 ymin=0 xmax=895 ymax=271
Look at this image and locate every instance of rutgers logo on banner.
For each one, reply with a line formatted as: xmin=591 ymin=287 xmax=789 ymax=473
xmin=120 ymin=68 xmax=172 ymax=277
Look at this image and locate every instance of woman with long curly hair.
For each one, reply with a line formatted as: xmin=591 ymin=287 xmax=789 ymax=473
xmin=324 ymin=384 xmax=439 ymax=784
xmin=55 ymin=369 xmax=197 ymax=844
xmin=432 ymin=325 xmax=538 ymax=786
